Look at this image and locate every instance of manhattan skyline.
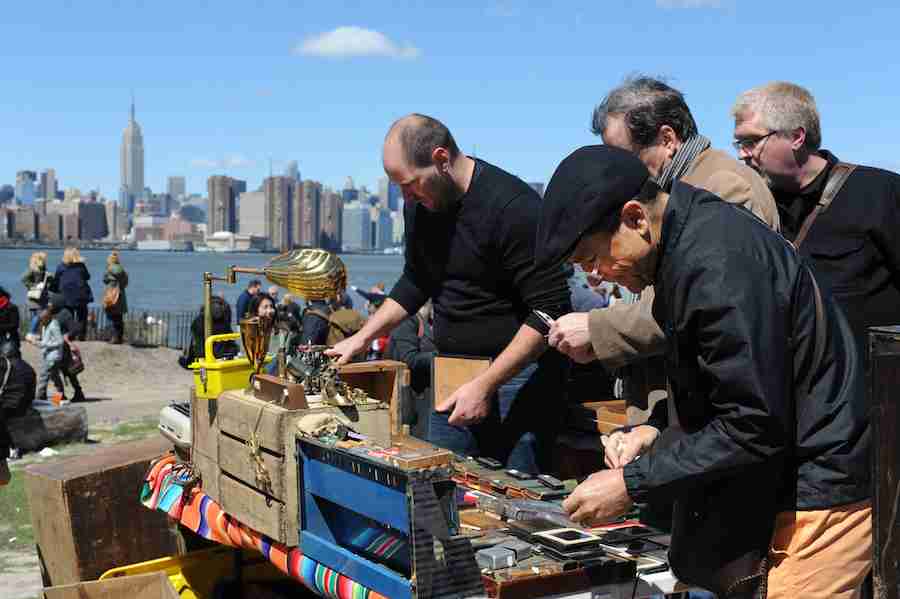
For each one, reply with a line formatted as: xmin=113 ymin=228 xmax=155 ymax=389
xmin=2 ymin=0 xmax=899 ymax=199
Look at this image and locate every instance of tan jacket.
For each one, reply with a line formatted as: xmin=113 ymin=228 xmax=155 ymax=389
xmin=585 ymin=147 xmax=780 ymax=423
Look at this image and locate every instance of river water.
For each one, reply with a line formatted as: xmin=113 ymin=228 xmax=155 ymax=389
xmin=0 ymin=249 xmax=404 ymax=313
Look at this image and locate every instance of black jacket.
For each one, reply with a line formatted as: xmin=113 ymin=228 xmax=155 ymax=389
xmin=0 ymin=356 xmax=37 ymax=456
xmin=775 ymin=151 xmax=900 ymax=360
xmin=54 ymin=263 xmax=93 ymax=308
xmin=387 ymin=314 xmax=436 ymax=394
xmin=623 ymin=182 xmax=870 ymax=512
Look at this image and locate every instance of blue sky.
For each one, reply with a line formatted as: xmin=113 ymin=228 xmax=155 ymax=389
xmin=2 ymin=0 xmax=899 ymax=198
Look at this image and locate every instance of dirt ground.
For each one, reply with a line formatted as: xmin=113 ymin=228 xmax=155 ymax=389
xmin=19 ymin=339 xmax=194 ymax=425
xmin=1 ymin=340 xmax=195 ymax=598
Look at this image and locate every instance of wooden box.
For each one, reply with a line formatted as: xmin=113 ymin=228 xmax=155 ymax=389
xmin=869 ymin=326 xmax=900 ymax=599
xmin=25 ymin=436 xmax=181 ymax=587
xmin=192 ymin=360 xmax=408 ymax=546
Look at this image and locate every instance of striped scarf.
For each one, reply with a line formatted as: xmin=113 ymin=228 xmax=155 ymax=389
xmin=655 ymin=134 xmax=711 ymax=192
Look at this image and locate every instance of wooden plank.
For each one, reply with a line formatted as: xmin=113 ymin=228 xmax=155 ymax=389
xmin=9 ymin=404 xmax=88 ymax=451
xmin=217 ymin=432 xmax=286 ymax=498
xmin=192 ymin=448 xmax=221 ymax=503
xmin=191 ymin=388 xmax=218 ymax=460
xmin=43 ymin=571 xmax=179 ymax=599
xmin=218 ymin=472 xmax=293 ymax=544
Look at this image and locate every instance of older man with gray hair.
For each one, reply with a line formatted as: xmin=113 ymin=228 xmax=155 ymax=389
xmin=549 ymin=76 xmax=780 ymax=462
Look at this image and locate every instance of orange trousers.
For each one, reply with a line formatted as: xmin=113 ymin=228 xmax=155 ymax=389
xmin=767 ymin=500 xmax=872 ymax=599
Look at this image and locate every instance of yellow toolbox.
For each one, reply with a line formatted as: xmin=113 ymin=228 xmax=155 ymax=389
xmin=189 ymin=333 xmax=270 ymax=399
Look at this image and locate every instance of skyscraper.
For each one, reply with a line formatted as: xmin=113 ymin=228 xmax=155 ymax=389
xmin=120 ymin=95 xmax=145 ymax=214
xmin=387 ymin=181 xmax=402 ymax=212
xmin=296 ymin=180 xmax=322 ymax=248
xmin=341 ymin=177 xmax=358 ymax=205
xmin=239 ymin=191 xmax=266 ymax=237
xmin=285 ymin=161 xmax=301 ymax=182
xmin=40 ymin=169 xmax=57 ymax=202
xmin=320 ymin=188 xmax=342 ymax=252
xmin=15 ymin=171 xmax=37 ymax=205
xmin=167 ymin=176 xmax=186 ymax=199
xmin=207 ymin=175 xmax=237 ymax=234
xmin=264 ymin=176 xmax=294 ymax=252
xmin=341 ymin=202 xmax=371 ymax=251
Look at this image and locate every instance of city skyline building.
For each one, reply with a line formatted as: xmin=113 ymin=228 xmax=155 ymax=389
xmin=119 ymin=95 xmax=145 ymax=214
xmin=320 ymin=187 xmax=342 ymax=252
xmin=15 ymin=171 xmax=36 ymax=205
xmin=238 ymin=190 xmax=266 ymax=238
xmin=341 ymin=201 xmax=370 ymax=251
xmin=297 ymin=180 xmax=322 ymax=248
xmin=388 ymin=181 xmax=402 ymax=212
xmin=207 ymin=175 xmax=237 ymax=234
xmin=41 ymin=169 xmax=57 ymax=202
xmin=285 ymin=160 xmax=301 ymax=182
xmin=167 ymin=176 xmax=186 ymax=199
xmin=264 ymin=176 xmax=294 ymax=252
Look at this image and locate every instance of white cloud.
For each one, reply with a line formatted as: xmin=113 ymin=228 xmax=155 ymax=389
xmin=190 ymin=156 xmax=254 ymax=170
xmin=656 ymin=0 xmax=722 ymax=7
xmin=294 ymin=26 xmax=420 ymax=60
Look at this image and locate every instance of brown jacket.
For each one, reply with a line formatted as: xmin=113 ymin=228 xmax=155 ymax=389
xmin=586 ymin=147 xmax=780 ymax=422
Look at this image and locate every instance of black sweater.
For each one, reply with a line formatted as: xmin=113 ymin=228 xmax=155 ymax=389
xmin=390 ymin=159 xmax=571 ymax=358
xmin=775 ymin=151 xmax=900 ymax=357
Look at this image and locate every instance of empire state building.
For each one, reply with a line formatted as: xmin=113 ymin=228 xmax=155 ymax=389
xmin=119 ymin=97 xmax=144 ymax=213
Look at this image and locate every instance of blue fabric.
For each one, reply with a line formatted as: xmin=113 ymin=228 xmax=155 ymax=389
xmin=428 ymin=355 xmax=567 ymax=474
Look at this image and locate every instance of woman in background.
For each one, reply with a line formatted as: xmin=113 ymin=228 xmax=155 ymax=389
xmin=21 ymin=251 xmax=48 ymax=342
xmin=54 ymin=247 xmax=92 ymax=340
xmin=102 ymin=252 xmax=129 ymax=344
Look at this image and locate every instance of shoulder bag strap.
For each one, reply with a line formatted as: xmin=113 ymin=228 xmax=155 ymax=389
xmin=794 ymin=162 xmax=857 ymax=249
xmin=0 ymin=357 xmax=11 ymax=396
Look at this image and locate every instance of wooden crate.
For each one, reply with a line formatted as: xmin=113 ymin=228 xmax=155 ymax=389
xmin=191 ymin=360 xmax=407 ymax=546
xmin=24 ymin=436 xmax=181 ymax=587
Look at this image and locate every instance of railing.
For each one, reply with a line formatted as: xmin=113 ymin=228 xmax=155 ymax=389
xmin=19 ymin=305 xmax=197 ymax=350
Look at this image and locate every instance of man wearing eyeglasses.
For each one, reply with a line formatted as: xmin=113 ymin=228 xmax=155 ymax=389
xmin=733 ymin=82 xmax=900 ymax=362
xmin=733 ymin=80 xmax=899 ymax=599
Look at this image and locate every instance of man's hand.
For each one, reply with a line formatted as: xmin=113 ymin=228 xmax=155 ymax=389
xmin=548 ymin=312 xmax=596 ymax=364
xmin=436 ymin=377 xmax=492 ymax=427
xmin=0 ymin=459 xmax=10 ymax=487
xmin=324 ymin=333 xmax=369 ymax=366
xmin=601 ymin=425 xmax=660 ymax=469
xmin=562 ymin=469 xmax=633 ymax=526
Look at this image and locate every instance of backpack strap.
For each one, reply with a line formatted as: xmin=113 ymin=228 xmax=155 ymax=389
xmin=794 ymin=162 xmax=857 ymax=249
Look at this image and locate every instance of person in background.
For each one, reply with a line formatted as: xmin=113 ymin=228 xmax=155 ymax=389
xmin=0 ymin=341 xmax=37 ymax=484
xmin=566 ymin=264 xmax=609 ymax=312
xmin=179 ymin=295 xmax=238 ymax=368
xmin=248 ymin=292 xmax=276 ymax=321
xmin=35 ymin=308 xmax=66 ymax=403
xmin=302 ymin=293 xmax=366 ymax=348
xmin=53 ymin=247 xmax=92 ymax=340
xmin=235 ymin=279 xmax=261 ymax=324
xmin=387 ymin=301 xmax=436 ymax=439
xmin=21 ymin=251 xmax=49 ymax=342
xmin=102 ymin=251 xmax=129 ymax=345
xmin=267 ymin=286 xmax=280 ymax=305
xmin=0 ymin=287 xmax=20 ymax=357
xmin=49 ymin=298 xmax=86 ymax=403
xmin=279 ymin=293 xmax=303 ymax=324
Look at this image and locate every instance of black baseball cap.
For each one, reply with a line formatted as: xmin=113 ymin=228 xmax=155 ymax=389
xmin=536 ymin=145 xmax=652 ymax=270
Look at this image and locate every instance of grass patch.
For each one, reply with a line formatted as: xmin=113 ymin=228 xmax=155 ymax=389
xmin=0 ymin=469 xmax=34 ymax=552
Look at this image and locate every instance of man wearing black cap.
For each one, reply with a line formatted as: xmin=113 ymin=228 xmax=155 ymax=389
xmin=327 ymin=114 xmax=570 ymax=473
xmin=539 ymin=145 xmax=870 ymax=597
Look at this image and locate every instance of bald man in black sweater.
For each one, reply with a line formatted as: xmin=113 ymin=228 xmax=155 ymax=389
xmin=328 ymin=114 xmax=570 ymax=473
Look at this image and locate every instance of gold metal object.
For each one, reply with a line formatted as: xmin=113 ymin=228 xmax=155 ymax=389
xmin=231 ymin=248 xmax=347 ymax=301
xmin=240 ymin=316 xmax=275 ymax=383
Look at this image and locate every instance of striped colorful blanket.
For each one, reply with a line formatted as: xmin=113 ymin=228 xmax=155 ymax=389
xmin=141 ymin=453 xmax=388 ymax=599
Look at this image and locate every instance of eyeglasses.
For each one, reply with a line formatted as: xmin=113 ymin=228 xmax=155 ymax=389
xmin=732 ymin=131 xmax=777 ymax=152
